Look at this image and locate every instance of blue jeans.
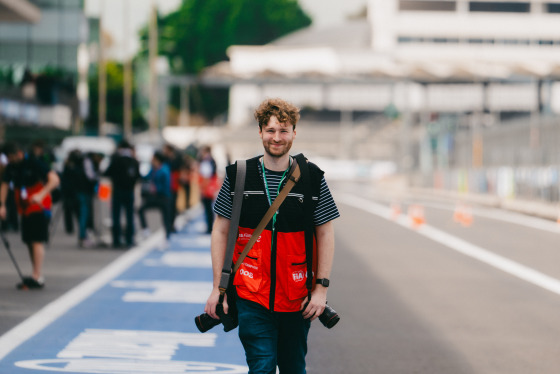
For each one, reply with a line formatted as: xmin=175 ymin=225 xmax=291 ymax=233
xmin=237 ymin=298 xmax=310 ymax=374
xmin=138 ymin=195 xmax=172 ymax=239
xmin=76 ymin=192 xmax=92 ymax=240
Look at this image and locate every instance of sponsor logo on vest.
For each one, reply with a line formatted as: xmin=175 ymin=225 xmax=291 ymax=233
xmin=292 ymin=270 xmax=306 ymax=282
xmin=243 ymin=263 xmax=258 ymax=270
xmin=238 ymin=233 xmax=261 ymax=243
xmin=240 ymin=269 xmax=254 ymax=279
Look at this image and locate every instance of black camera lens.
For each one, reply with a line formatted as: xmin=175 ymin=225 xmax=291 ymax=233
xmin=194 ymin=313 xmax=221 ymax=333
xmin=319 ymin=304 xmax=340 ymax=329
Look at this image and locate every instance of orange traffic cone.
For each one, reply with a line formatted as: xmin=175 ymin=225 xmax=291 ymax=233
xmin=460 ymin=205 xmax=473 ymax=227
xmin=390 ymin=202 xmax=401 ymax=220
xmin=453 ymin=203 xmax=464 ymax=223
xmin=408 ymin=205 xmax=425 ymax=228
xmin=98 ymin=183 xmax=111 ymax=201
xmin=454 ymin=203 xmax=473 ymax=227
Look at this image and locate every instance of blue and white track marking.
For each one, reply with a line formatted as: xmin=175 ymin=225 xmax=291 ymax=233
xmin=0 ymin=213 xmax=248 ymax=374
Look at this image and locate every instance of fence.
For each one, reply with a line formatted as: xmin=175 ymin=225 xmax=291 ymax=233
xmin=414 ymin=114 xmax=560 ymax=203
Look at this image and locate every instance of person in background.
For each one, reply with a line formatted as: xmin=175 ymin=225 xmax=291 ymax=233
xmin=61 ymin=150 xmax=81 ymax=235
xmin=0 ymin=148 xmax=18 ymax=232
xmin=163 ymin=144 xmax=182 ymax=232
xmin=29 ymin=139 xmax=55 ymax=168
xmin=0 ymin=142 xmax=60 ymax=289
xmin=104 ymin=140 xmax=140 ymax=249
xmin=198 ymin=145 xmax=218 ymax=234
xmin=138 ymin=151 xmax=173 ymax=242
xmin=73 ymin=151 xmax=99 ymax=248
xmin=179 ymin=154 xmax=194 ymax=211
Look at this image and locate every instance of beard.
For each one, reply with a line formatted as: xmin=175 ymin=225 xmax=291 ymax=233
xmin=263 ymin=139 xmax=293 ymax=158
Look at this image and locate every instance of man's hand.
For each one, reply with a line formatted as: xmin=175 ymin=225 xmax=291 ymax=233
xmin=204 ymin=288 xmax=228 ymax=320
xmin=0 ymin=206 xmax=6 ymax=220
xmin=301 ymin=286 xmax=327 ymax=321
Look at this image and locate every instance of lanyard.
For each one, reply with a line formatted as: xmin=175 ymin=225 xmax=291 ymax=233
xmin=261 ymin=157 xmax=291 ymax=229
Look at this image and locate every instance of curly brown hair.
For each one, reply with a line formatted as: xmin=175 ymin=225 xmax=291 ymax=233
xmin=254 ymin=98 xmax=300 ymax=130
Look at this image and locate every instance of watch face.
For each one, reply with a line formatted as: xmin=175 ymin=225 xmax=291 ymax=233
xmin=318 ymin=279 xmax=329 ymax=287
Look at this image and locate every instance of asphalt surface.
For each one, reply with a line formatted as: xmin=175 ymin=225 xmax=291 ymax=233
xmin=305 ymin=181 xmax=560 ymax=374
xmin=1 ymin=181 xmax=560 ymax=373
xmin=0 ymin=199 xmax=165 ymax=336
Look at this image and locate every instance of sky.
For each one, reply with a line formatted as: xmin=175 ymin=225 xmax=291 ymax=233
xmin=84 ymin=0 xmax=369 ymax=60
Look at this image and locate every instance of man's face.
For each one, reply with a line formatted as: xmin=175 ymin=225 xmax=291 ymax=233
xmin=7 ymin=150 xmax=24 ymax=164
xmin=259 ymin=115 xmax=296 ymax=158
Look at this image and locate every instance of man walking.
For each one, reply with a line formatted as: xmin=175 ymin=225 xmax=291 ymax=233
xmin=197 ymin=145 xmax=218 ymax=234
xmin=0 ymin=143 xmax=60 ymax=289
xmin=138 ymin=151 xmax=173 ymax=241
xmin=205 ymin=98 xmax=340 ymax=373
xmin=104 ymin=140 xmax=140 ymax=248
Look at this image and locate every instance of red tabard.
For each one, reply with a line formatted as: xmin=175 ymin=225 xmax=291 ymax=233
xmin=233 ymin=226 xmax=318 ymax=312
xmin=14 ymin=182 xmax=51 ymax=216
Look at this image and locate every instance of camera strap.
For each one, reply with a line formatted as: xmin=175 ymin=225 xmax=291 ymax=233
xmin=294 ymin=154 xmax=314 ymax=300
xmin=219 ymin=160 xmax=247 ymax=296
xmin=232 ymin=159 xmax=301 ymax=275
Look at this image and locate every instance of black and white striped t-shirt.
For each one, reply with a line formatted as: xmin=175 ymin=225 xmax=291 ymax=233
xmin=213 ymin=164 xmax=340 ymax=226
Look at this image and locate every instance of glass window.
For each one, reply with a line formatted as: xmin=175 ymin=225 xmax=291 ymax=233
xmin=469 ymin=2 xmax=530 ymax=12
xmin=0 ymin=24 xmax=30 ymax=42
xmin=0 ymin=43 xmax=28 ymax=64
xmin=60 ymin=11 xmax=83 ymax=42
xmin=399 ymin=1 xmax=456 ymax=11
xmin=546 ymin=3 xmax=560 ymax=13
xmin=60 ymin=0 xmax=84 ymax=10
xmin=30 ymin=0 xmax=60 ymax=9
xmin=60 ymin=45 xmax=78 ymax=71
xmin=31 ymin=44 xmax=59 ymax=66
xmin=30 ymin=12 xmax=59 ymax=42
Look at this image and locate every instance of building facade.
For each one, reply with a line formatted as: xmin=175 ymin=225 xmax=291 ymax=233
xmin=224 ymin=0 xmax=560 ymax=126
xmin=0 ymin=0 xmax=88 ymax=72
xmin=0 ymin=0 xmax=90 ymax=133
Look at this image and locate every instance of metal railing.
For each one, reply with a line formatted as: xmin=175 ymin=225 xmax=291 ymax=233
xmin=413 ymin=113 xmax=560 ymax=203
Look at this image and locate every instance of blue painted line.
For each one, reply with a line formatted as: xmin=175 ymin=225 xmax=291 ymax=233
xmin=0 ymin=213 xmax=248 ymax=373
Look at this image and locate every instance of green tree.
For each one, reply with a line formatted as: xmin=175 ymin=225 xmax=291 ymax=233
xmin=139 ymin=0 xmax=312 ymax=120
xmin=87 ymin=62 xmax=147 ymax=133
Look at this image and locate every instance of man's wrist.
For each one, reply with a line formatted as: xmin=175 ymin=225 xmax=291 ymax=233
xmin=316 ymin=278 xmax=330 ymax=288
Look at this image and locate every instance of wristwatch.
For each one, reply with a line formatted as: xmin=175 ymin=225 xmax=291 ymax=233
xmin=316 ymin=278 xmax=330 ymax=287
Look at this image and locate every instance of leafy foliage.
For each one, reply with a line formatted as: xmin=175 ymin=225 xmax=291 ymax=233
xmin=138 ymin=0 xmax=312 ymax=120
xmin=86 ymin=62 xmax=147 ymax=132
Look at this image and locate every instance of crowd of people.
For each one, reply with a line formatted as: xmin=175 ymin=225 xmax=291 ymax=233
xmin=0 ymin=139 xmax=219 ymax=290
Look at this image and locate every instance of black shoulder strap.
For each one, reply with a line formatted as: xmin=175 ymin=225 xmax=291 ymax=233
xmin=294 ymin=154 xmax=314 ymax=297
xmin=219 ymin=160 xmax=246 ymax=294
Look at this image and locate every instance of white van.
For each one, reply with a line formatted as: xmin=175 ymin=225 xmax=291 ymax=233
xmin=54 ymin=136 xmax=116 ymax=172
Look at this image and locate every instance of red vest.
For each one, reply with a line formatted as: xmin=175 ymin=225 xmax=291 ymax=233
xmin=227 ymin=156 xmax=323 ymax=312
xmin=15 ymin=182 xmax=51 ymax=216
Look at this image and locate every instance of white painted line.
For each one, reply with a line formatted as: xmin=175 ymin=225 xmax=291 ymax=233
xmin=417 ymin=201 xmax=560 ymax=234
xmin=0 ymin=229 xmax=166 ymax=360
xmin=339 ymin=193 xmax=560 ymax=297
xmin=338 ymin=186 xmax=560 ymax=234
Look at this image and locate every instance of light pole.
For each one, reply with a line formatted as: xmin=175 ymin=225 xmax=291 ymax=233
xmin=148 ymin=0 xmax=159 ymax=135
xmin=123 ymin=0 xmax=132 ymax=139
xmin=98 ymin=0 xmax=107 ymax=136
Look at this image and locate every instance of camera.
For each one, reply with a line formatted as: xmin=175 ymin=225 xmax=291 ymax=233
xmin=195 ymin=302 xmax=238 ymax=333
xmin=195 ymin=299 xmax=339 ymax=332
xmin=318 ymin=304 xmax=340 ymax=329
